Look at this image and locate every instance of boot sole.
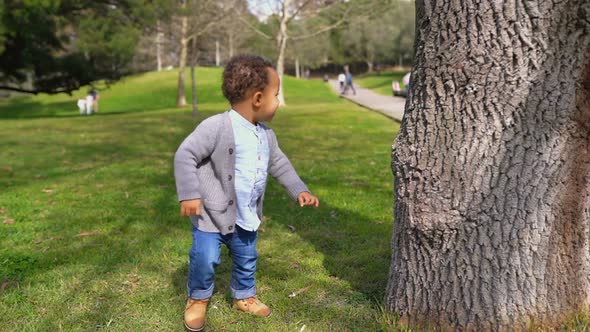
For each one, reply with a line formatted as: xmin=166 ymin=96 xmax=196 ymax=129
xmin=183 ymin=319 xmax=205 ymax=332
xmin=232 ymin=304 xmax=272 ymax=317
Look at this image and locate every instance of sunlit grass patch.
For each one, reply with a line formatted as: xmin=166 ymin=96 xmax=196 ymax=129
xmin=0 ymin=68 xmax=402 ymax=331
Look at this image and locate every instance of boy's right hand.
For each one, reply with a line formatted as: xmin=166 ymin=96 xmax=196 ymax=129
xmin=180 ymin=199 xmax=201 ymax=216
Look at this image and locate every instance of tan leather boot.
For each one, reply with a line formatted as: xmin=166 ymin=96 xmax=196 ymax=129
xmin=233 ymin=296 xmax=272 ymax=317
xmin=183 ymin=298 xmax=209 ymax=331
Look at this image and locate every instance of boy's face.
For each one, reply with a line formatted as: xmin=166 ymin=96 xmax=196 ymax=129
xmin=254 ymin=68 xmax=280 ymax=122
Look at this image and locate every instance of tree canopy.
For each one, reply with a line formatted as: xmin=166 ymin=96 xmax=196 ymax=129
xmin=0 ymin=0 xmax=172 ymax=95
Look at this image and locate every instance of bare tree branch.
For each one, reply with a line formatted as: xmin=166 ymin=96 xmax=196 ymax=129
xmin=291 ymin=11 xmax=349 ymax=41
xmin=285 ymin=0 xmax=314 ymax=25
xmin=236 ymin=13 xmax=273 ymax=40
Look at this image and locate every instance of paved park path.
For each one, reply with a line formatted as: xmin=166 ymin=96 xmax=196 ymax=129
xmin=328 ymin=79 xmax=406 ymax=122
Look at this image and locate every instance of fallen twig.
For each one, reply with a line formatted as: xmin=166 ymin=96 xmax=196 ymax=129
xmin=218 ymin=318 xmax=240 ymax=330
xmin=289 ymin=285 xmax=312 ymax=298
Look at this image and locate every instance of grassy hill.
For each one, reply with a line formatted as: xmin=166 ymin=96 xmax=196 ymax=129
xmin=0 ymin=68 xmax=402 ymax=331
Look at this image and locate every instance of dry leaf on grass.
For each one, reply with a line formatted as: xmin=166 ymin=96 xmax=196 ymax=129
xmin=1 ymin=280 xmax=18 ymax=291
xmin=0 ymin=207 xmax=6 ymax=214
xmin=42 ymin=189 xmax=54 ymax=194
xmin=122 ymin=273 xmax=140 ymax=288
xmin=0 ymin=166 xmax=13 ymax=172
xmin=3 ymin=218 xmax=15 ymax=224
xmin=350 ymin=181 xmax=370 ymax=188
xmin=258 ymin=285 xmax=272 ymax=293
xmin=76 ymin=231 xmax=101 ymax=237
xmin=125 ymin=192 xmax=130 ymax=199
xmin=95 ymin=184 xmax=104 ymax=188
xmin=218 ymin=319 xmax=240 ymax=329
xmin=287 ymin=225 xmax=296 ymax=232
xmin=288 ymin=285 xmax=312 ymax=298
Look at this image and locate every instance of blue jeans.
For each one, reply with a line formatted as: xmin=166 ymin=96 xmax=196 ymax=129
xmin=188 ymin=225 xmax=258 ymax=300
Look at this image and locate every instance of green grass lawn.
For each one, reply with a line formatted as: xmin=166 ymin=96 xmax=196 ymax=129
xmin=0 ymin=68 xmax=404 ymax=331
xmin=355 ymin=71 xmax=408 ymax=96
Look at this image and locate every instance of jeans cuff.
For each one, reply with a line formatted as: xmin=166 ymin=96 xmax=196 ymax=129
xmin=188 ymin=283 xmax=214 ymax=300
xmin=231 ymin=285 xmax=256 ymax=299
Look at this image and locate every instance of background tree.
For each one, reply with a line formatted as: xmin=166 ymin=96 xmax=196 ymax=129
xmin=174 ymin=0 xmax=234 ymax=108
xmin=287 ymin=12 xmax=334 ymax=77
xmin=336 ymin=0 xmax=414 ymax=71
xmin=241 ymin=0 xmax=351 ymax=105
xmin=0 ymin=0 xmax=172 ymax=95
xmin=387 ymin=0 xmax=590 ymax=329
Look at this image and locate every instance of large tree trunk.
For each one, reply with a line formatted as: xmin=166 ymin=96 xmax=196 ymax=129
xmin=176 ymin=13 xmax=188 ymax=107
xmin=387 ymin=0 xmax=590 ymax=330
xmin=276 ymin=0 xmax=291 ymax=106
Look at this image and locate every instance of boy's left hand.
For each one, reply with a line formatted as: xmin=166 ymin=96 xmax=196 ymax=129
xmin=297 ymin=192 xmax=319 ymax=208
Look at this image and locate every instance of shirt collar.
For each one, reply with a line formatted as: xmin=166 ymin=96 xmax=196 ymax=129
xmin=229 ymin=109 xmax=258 ymax=132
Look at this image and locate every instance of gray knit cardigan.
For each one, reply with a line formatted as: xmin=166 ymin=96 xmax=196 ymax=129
xmin=174 ymin=111 xmax=310 ymax=234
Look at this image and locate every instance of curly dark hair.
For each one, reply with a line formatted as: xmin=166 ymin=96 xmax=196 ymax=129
xmin=222 ymin=54 xmax=275 ymax=105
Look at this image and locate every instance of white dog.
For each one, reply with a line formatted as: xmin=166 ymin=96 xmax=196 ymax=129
xmin=77 ymin=99 xmax=87 ymax=114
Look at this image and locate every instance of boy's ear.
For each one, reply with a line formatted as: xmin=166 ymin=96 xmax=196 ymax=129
xmin=252 ymin=91 xmax=263 ymax=107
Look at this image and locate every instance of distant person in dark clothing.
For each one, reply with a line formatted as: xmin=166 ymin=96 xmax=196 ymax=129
xmin=90 ymin=89 xmax=99 ymax=113
xmin=341 ymin=71 xmax=356 ymax=95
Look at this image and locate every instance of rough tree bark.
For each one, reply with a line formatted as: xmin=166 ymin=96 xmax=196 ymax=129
xmin=387 ymin=0 xmax=590 ymax=330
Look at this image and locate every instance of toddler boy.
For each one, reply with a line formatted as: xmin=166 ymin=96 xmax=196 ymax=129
xmin=174 ymin=54 xmax=319 ymax=331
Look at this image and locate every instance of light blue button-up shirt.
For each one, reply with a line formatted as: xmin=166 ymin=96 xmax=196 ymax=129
xmin=228 ymin=110 xmax=270 ymax=232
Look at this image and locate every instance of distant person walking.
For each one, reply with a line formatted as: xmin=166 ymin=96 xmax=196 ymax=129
xmin=402 ymin=72 xmax=411 ymax=92
xmin=90 ymin=89 xmax=99 ymax=113
xmin=341 ymin=71 xmax=356 ymax=95
xmin=337 ymin=72 xmax=346 ymax=92
xmin=85 ymin=92 xmax=94 ymax=115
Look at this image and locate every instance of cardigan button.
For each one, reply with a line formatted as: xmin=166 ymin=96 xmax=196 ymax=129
xmin=228 ymin=200 xmax=234 ymax=206
xmin=228 ymin=225 xmax=234 ymax=231
xmin=229 ymin=148 xmax=234 ymax=154
xmin=228 ymin=175 xmax=232 ymax=181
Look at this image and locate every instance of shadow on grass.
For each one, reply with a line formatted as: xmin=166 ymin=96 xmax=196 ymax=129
xmin=167 ymin=184 xmax=392 ymax=304
xmin=264 ymin=193 xmax=392 ymax=303
xmin=0 ymin=101 xmax=180 ymax=119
